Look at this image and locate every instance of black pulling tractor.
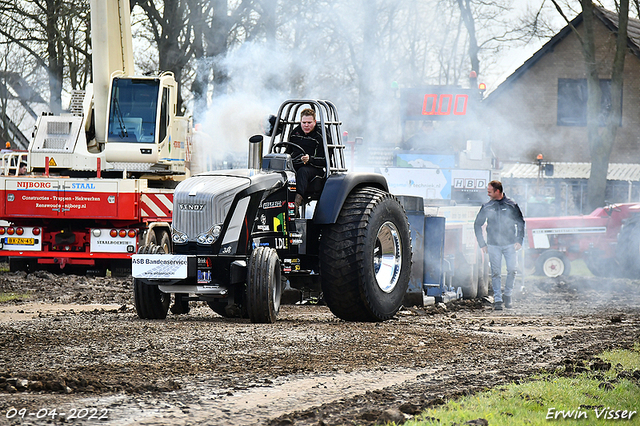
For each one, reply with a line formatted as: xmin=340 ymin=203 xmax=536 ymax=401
xmin=132 ymin=100 xmax=412 ymax=322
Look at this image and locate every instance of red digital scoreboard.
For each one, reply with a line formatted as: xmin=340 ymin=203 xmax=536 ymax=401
xmin=400 ymin=87 xmax=475 ymax=121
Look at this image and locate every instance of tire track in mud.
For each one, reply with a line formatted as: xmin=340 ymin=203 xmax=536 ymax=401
xmin=68 ymin=368 xmax=437 ymax=425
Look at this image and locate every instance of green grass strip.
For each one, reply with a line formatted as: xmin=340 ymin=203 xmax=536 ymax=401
xmin=404 ymin=344 xmax=640 ymax=426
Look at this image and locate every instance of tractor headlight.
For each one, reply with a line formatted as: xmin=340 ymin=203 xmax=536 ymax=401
xmin=172 ymin=229 xmax=188 ymax=244
xmin=197 ymin=224 xmax=222 ymax=245
xmin=197 ymin=234 xmax=214 ymax=244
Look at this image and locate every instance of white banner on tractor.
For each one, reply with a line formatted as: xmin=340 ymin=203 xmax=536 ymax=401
xmin=132 ymin=255 xmax=188 ymax=279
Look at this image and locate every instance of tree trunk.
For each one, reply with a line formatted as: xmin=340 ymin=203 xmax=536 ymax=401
xmin=190 ymin=18 xmax=208 ymax=122
xmin=457 ymin=0 xmax=480 ymax=75
xmin=583 ymin=0 xmax=628 ymax=211
xmin=356 ymin=0 xmax=377 ymax=141
xmin=46 ymin=0 xmax=64 ymax=114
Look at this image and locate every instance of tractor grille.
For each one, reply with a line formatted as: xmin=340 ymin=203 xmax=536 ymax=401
xmin=172 ymin=175 xmax=251 ymax=241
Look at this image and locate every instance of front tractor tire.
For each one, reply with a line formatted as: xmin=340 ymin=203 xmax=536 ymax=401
xmin=134 ymin=278 xmax=170 ymax=319
xmin=133 ymin=244 xmax=170 ymax=319
xmin=535 ymin=250 xmax=571 ymax=278
xmin=246 ymin=246 xmax=283 ymax=323
xmin=320 ymin=187 xmax=411 ymax=322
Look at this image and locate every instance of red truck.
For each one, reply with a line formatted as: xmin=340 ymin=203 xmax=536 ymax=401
xmin=0 ymin=0 xmax=192 ymax=275
xmin=0 ymin=165 xmax=175 ymax=275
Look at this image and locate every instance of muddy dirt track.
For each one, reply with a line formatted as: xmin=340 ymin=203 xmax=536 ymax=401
xmin=0 ymin=269 xmax=638 ymax=426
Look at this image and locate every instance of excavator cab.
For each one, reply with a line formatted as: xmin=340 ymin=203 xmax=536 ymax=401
xmin=107 ymin=78 xmax=159 ymax=144
xmin=98 ymin=72 xmax=191 ymax=174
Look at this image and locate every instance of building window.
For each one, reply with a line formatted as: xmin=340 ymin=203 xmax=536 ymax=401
xmin=557 ymin=78 xmax=618 ymax=126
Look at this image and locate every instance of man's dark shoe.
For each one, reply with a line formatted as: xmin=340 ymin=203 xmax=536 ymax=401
xmin=503 ymin=295 xmax=512 ymax=308
xmin=494 ymin=301 xmax=503 ymax=311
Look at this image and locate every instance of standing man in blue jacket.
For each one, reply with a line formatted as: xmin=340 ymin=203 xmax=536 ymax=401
xmin=474 ymin=180 xmax=525 ymax=310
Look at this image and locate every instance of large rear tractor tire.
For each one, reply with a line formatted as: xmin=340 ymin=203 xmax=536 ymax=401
xmin=535 ymin=250 xmax=571 ymax=278
xmin=319 ymin=187 xmax=411 ymax=322
xmin=133 ymin=244 xmax=170 ymax=319
xmin=246 ymin=246 xmax=282 ymax=323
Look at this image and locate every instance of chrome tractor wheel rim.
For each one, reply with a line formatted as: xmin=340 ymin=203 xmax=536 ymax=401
xmin=373 ymin=221 xmax=402 ymax=293
xmin=273 ymin=267 xmax=282 ymax=311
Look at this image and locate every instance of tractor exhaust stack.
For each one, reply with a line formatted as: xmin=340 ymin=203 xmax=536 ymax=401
xmin=248 ymin=135 xmax=264 ymax=170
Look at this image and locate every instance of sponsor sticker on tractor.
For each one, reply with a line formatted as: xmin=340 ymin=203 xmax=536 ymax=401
xmin=132 ymin=255 xmax=188 ymax=279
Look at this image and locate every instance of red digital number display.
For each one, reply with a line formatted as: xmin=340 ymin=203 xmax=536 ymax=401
xmin=422 ymin=94 xmax=468 ymax=116
xmin=400 ymin=87 xmax=473 ymax=121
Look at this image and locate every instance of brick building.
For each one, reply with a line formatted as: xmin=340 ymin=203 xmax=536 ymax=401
xmin=483 ymin=7 xmax=640 ymax=164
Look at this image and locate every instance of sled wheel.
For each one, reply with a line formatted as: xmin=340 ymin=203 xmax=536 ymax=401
xmin=133 ymin=277 xmax=170 ymax=319
xmin=319 ymin=187 xmax=411 ymax=322
xmin=246 ymin=246 xmax=282 ymax=323
xmin=536 ymin=250 xmax=571 ymax=278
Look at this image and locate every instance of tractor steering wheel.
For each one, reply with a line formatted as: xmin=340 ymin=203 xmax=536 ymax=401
xmin=273 ymin=141 xmax=307 ymax=166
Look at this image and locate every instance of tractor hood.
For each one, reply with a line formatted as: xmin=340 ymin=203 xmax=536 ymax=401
xmin=172 ymin=169 xmax=287 ymax=244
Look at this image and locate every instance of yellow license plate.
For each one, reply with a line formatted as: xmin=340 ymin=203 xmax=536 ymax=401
xmin=6 ymin=237 xmax=35 ymax=245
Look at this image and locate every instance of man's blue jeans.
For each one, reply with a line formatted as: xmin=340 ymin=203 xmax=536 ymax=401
xmin=487 ymin=244 xmax=517 ymax=303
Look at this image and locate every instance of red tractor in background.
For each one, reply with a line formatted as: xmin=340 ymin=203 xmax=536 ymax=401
xmin=524 ymin=203 xmax=640 ymax=278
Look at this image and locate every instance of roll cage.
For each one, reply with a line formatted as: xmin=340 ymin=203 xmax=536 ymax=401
xmin=268 ymin=100 xmax=349 ymax=177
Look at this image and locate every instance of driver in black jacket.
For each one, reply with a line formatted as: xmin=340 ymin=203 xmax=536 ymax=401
xmin=474 ymin=180 xmax=525 ymax=310
xmin=287 ymin=108 xmax=327 ymax=213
